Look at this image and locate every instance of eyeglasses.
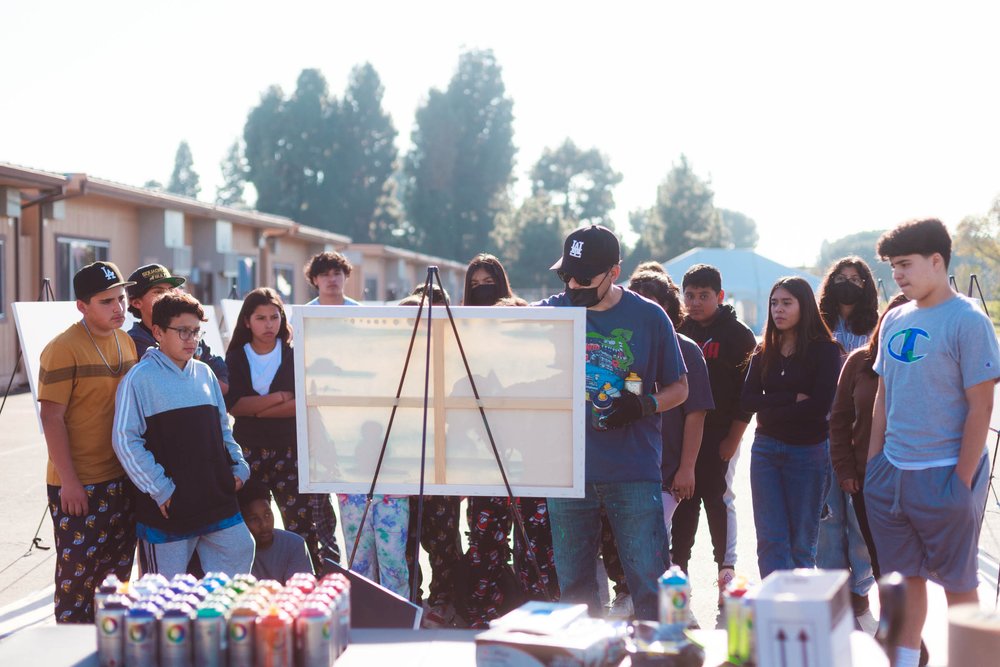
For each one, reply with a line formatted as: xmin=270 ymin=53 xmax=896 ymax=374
xmin=166 ymin=326 xmax=205 ymax=341
xmin=833 ymin=275 xmax=865 ymax=287
xmin=558 ymin=269 xmax=609 ymax=287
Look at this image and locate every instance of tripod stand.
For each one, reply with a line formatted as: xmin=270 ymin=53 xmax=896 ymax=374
xmin=0 ymin=278 xmax=59 ymax=571
xmin=345 ymin=267 xmax=551 ymax=606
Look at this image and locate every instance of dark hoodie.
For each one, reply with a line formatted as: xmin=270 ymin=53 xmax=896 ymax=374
xmin=677 ymin=304 xmax=757 ymax=433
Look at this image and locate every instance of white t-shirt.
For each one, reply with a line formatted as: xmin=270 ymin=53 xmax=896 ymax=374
xmin=245 ymin=342 xmax=282 ymax=396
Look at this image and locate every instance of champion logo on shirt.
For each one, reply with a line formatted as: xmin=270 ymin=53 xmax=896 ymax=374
xmin=887 ymin=327 xmax=930 ymax=363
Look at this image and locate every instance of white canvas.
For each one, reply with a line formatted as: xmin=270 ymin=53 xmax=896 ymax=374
xmin=11 ymin=301 xmax=225 ymax=431
xmin=293 ymin=305 xmax=586 ymax=497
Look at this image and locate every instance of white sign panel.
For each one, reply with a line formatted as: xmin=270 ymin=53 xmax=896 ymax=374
xmin=293 ymin=305 xmax=586 ymax=497
xmin=11 ymin=301 xmax=225 ymax=431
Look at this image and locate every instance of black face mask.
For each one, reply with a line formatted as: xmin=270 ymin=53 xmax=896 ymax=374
xmin=567 ymin=273 xmax=611 ymax=308
xmin=468 ymin=283 xmax=500 ymax=306
xmin=832 ymin=280 xmax=863 ymax=306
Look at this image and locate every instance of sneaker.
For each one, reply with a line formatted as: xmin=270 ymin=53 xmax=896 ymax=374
xmin=716 ymin=567 xmax=736 ymax=607
xmin=606 ymin=592 xmax=634 ymax=619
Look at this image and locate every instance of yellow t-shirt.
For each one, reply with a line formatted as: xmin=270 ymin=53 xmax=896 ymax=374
xmin=38 ymin=322 xmax=138 ymax=486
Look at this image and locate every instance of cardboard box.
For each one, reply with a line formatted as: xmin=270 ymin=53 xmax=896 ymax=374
xmin=475 ymin=618 xmax=624 ymax=667
xmin=753 ymin=569 xmax=852 ymax=667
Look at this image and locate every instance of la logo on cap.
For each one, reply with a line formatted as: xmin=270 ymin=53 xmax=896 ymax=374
xmin=570 ymin=240 xmax=584 ymax=258
xmin=101 ymin=266 xmax=116 ymax=281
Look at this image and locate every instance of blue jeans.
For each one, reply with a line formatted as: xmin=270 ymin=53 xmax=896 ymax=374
xmin=750 ymin=435 xmax=831 ymax=579
xmin=816 ymin=466 xmax=875 ymax=595
xmin=549 ymin=481 xmax=666 ymax=620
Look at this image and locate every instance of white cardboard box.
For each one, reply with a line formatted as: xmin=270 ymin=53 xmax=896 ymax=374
xmin=753 ymin=569 xmax=853 ymax=667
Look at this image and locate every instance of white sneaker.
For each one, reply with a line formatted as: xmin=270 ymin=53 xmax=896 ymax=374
xmin=606 ymin=592 xmax=634 ymax=619
xmin=717 ymin=567 xmax=736 ymax=607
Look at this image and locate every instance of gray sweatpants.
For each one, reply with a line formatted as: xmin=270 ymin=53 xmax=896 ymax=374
xmin=140 ymin=522 xmax=255 ymax=579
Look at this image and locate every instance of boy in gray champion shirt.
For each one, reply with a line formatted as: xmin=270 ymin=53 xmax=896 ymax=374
xmin=866 ymin=218 xmax=1000 ymax=667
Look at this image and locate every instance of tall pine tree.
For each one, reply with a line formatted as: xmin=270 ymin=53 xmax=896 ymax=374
xmin=167 ymin=141 xmax=201 ymax=199
xmin=404 ymin=49 xmax=515 ymax=261
xmin=327 ymin=63 xmax=401 ymax=242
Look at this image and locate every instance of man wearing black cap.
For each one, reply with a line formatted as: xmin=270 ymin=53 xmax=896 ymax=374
xmin=127 ymin=263 xmax=229 ymax=393
xmin=536 ymin=225 xmax=689 ymax=620
xmin=37 ymin=261 xmax=139 ymax=623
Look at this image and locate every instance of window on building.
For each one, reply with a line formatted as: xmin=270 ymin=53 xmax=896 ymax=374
xmin=235 ymin=255 xmax=257 ymax=298
xmin=273 ymin=264 xmax=295 ymax=304
xmin=364 ymin=277 xmax=378 ymax=302
xmin=56 ymin=236 xmax=110 ymax=300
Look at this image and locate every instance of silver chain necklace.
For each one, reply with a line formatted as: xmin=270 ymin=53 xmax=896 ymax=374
xmin=81 ymin=319 xmax=124 ymax=376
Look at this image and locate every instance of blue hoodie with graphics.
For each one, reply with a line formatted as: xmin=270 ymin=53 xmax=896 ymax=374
xmin=113 ymin=348 xmax=249 ymax=536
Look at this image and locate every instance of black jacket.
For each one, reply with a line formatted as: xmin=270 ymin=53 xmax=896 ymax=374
xmin=678 ymin=304 xmax=757 ymax=433
xmin=225 ymin=342 xmax=297 ymax=449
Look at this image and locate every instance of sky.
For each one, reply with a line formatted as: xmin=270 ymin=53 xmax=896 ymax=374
xmin=3 ymin=1 xmax=1000 ymax=268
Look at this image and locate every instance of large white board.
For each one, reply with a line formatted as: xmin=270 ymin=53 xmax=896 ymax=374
xmin=293 ymin=305 xmax=587 ymax=497
xmin=11 ymin=302 xmax=225 ymax=431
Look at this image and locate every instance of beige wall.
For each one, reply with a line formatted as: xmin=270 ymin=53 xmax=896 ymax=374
xmin=43 ymin=196 xmax=141 ymax=299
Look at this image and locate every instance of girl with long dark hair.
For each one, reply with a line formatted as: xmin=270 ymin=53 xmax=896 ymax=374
xmin=225 ymin=287 xmax=340 ymax=573
xmin=460 ymin=253 xmax=559 ymax=628
xmin=818 ymin=256 xmax=879 ymax=352
xmin=816 ymin=256 xmax=881 ymax=620
xmin=741 ymin=277 xmax=842 ymax=577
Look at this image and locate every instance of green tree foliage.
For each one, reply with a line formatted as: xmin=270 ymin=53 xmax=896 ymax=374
xmin=143 ymin=179 xmax=164 ymax=191
xmin=952 ymin=197 xmax=1000 ymax=294
xmin=530 ymin=139 xmax=622 ymax=227
xmin=243 ymin=66 xmax=402 ymax=238
xmin=492 ymin=193 xmax=567 ymax=296
xmin=718 ymin=208 xmax=759 ymax=249
xmin=623 ymin=208 xmax=654 ymax=276
xmin=216 ymin=139 xmax=248 ymax=208
xmin=817 ymin=229 xmax=893 ymax=299
xmin=167 ymin=141 xmax=201 ymax=199
xmin=327 ymin=63 xmax=402 ymax=242
xmin=633 ymin=155 xmax=726 ymax=264
xmin=404 ymin=49 xmax=516 ymax=260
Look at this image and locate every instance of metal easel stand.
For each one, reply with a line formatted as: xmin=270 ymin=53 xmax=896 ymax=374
xmin=347 ymin=266 xmax=551 ymax=605
xmin=0 ymin=279 xmax=57 ymax=565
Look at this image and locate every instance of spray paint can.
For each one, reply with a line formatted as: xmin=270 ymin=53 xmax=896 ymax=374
xmin=227 ymin=603 xmax=259 ymax=667
xmin=254 ymin=605 xmax=294 ymax=667
xmin=294 ymin=604 xmax=333 ymax=667
xmin=590 ymin=382 xmax=617 ymax=431
xmin=159 ymin=603 xmax=194 ymax=667
xmin=96 ymin=594 xmax=131 ymax=667
xmin=95 ymin=574 xmax=122 ymax=612
xmin=658 ymin=566 xmax=691 ymax=626
xmin=623 ymin=372 xmax=643 ymax=395
xmin=192 ymin=603 xmax=227 ymax=667
xmin=124 ymin=603 xmax=160 ymax=667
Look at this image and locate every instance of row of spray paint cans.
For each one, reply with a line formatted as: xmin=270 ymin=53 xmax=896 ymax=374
xmin=95 ymin=570 xmax=351 ymax=667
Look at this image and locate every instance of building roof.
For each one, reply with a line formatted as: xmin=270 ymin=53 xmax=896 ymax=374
xmin=0 ymin=162 xmax=350 ymax=246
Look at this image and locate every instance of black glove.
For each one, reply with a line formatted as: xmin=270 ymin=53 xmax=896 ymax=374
xmin=603 ymin=390 xmax=658 ymax=429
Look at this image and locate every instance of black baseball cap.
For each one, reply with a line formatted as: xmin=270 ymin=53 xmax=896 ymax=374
xmin=73 ymin=261 xmax=135 ymax=301
xmin=550 ymin=225 xmax=621 ymax=280
xmin=127 ymin=263 xmax=186 ymax=299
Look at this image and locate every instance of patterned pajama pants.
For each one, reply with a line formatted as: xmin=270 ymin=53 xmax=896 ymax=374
xmin=338 ymin=494 xmax=409 ymax=598
xmin=406 ymin=495 xmax=463 ymax=607
xmin=243 ymin=445 xmax=340 ymax=573
xmin=464 ymin=496 xmax=559 ymax=628
xmin=47 ymin=477 xmax=136 ymax=623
